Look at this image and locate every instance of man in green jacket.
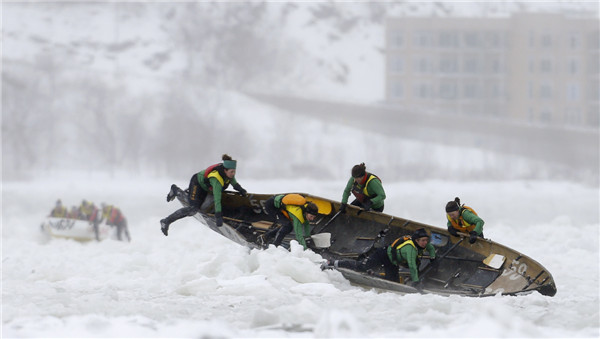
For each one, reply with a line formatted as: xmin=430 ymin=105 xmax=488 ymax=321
xmin=160 ymin=154 xmax=246 ymax=236
xmin=445 ymin=197 xmax=484 ymax=244
xmin=260 ymin=194 xmax=319 ymax=250
xmin=340 ymin=162 xmax=386 ymax=213
xmin=322 ymin=228 xmax=436 ymax=285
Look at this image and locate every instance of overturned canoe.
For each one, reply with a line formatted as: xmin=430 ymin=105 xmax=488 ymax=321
xmin=174 ymin=189 xmax=557 ymax=297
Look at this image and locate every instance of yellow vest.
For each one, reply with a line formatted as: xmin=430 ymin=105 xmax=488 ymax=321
xmin=447 ymin=205 xmax=477 ymax=232
xmin=285 ymin=205 xmax=306 ymax=224
xmin=207 ymin=170 xmax=227 ymax=187
xmin=362 ymin=175 xmax=378 ymax=196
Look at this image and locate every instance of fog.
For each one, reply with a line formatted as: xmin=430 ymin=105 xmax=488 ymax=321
xmin=3 ymin=2 xmax=598 ymax=183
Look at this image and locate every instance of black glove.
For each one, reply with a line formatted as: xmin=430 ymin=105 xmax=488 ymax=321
xmin=362 ymin=200 xmax=372 ymax=211
xmin=215 ymin=212 xmax=223 ymax=227
xmin=469 ymin=231 xmax=478 ymax=244
xmin=447 ymin=226 xmax=459 ymax=237
xmin=339 ymin=203 xmax=347 ymax=214
xmin=233 ymin=184 xmax=247 ymax=197
xmin=304 ymin=236 xmax=316 ymax=250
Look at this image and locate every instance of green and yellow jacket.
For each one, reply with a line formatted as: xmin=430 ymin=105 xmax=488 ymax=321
xmin=447 ymin=207 xmax=484 ymax=235
xmin=274 ymin=194 xmax=312 ymax=249
xmin=387 ymin=239 xmax=436 ymax=282
xmin=196 ymin=168 xmax=240 ymax=214
xmin=341 ymin=173 xmax=386 ymax=209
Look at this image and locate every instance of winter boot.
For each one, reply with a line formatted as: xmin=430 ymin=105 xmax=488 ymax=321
xmin=320 ymin=260 xmax=335 ymax=270
xmin=160 ymin=219 xmax=170 ymax=236
xmin=166 ymin=184 xmax=178 ymax=202
xmin=257 ymin=234 xmax=268 ymax=249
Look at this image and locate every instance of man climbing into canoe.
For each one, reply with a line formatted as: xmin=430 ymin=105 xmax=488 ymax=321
xmin=340 ymin=162 xmax=385 ymax=213
xmin=160 ymin=154 xmax=247 ymax=236
xmin=259 ymin=193 xmax=319 ymax=250
xmin=322 ymin=228 xmax=436 ymax=286
xmin=100 ymin=203 xmax=131 ymax=242
xmin=445 ymin=197 xmax=484 ymax=244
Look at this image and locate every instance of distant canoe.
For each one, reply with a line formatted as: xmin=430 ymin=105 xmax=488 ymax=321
xmin=41 ymin=217 xmax=114 ymax=242
xmin=173 ymin=188 xmax=557 ymax=297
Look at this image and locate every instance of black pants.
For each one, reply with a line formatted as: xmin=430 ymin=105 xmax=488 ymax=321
xmin=336 ymin=247 xmax=399 ymax=282
xmin=115 ymin=219 xmax=131 ymax=242
xmin=351 ymin=199 xmax=384 ymax=213
xmin=163 ymin=174 xmax=208 ymax=226
xmin=263 ymin=196 xmax=293 ymax=246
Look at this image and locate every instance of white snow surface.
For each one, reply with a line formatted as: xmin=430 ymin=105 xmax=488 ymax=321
xmin=2 ymin=175 xmax=599 ymax=338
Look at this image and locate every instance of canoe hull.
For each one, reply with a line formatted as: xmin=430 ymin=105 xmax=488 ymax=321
xmin=175 ymin=189 xmax=557 ymax=297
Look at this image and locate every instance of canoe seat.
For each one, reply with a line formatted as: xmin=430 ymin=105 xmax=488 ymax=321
xmin=251 ymin=221 xmax=273 ymax=230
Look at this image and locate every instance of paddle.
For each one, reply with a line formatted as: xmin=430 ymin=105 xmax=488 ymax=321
xmin=315 ymin=209 xmax=343 ymax=233
xmin=419 ymin=237 xmax=465 ymax=280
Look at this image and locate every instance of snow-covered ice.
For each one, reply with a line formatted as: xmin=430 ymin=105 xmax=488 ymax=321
xmin=2 ymin=175 xmax=598 ymax=338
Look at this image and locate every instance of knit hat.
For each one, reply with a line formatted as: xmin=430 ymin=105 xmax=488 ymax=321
xmin=445 ymin=197 xmax=461 ymax=213
xmin=223 ymin=159 xmax=237 ymax=169
xmin=412 ymin=228 xmax=429 ymax=240
xmin=305 ymin=202 xmax=319 ymax=215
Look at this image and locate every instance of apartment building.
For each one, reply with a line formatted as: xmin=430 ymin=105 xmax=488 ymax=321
xmin=385 ymin=12 xmax=599 ymax=128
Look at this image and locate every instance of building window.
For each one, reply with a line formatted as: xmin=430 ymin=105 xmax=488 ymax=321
xmin=566 ymin=83 xmax=580 ymax=101
xmin=529 ymin=57 xmax=536 ymax=73
xmin=393 ymin=81 xmax=403 ymax=99
xmin=540 ymin=58 xmax=553 ymax=73
xmin=440 ymin=80 xmax=458 ymax=100
xmin=414 ymin=56 xmax=431 ymax=74
xmin=463 ymin=81 xmax=480 ymax=99
xmin=568 ymin=33 xmax=581 ymax=49
xmin=463 ymin=32 xmax=481 ymax=48
xmin=541 ymin=33 xmax=552 ymax=48
xmin=486 ymin=55 xmax=503 ymax=74
xmin=540 ymin=108 xmax=552 ymax=123
xmin=392 ymin=56 xmax=403 ymax=74
xmin=440 ymin=31 xmax=459 ymax=48
xmin=528 ymin=81 xmax=535 ymax=99
xmin=440 ymin=55 xmax=458 ymax=73
xmin=588 ymin=80 xmax=599 ymax=102
xmin=487 ymin=82 xmax=504 ymax=99
xmin=414 ymin=31 xmax=432 ymax=48
xmin=528 ymin=107 xmax=535 ymax=122
xmin=392 ymin=30 xmax=404 ymax=48
xmin=529 ymin=31 xmax=536 ymax=48
xmin=568 ymin=58 xmax=579 ymax=74
xmin=415 ymin=82 xmax=431 ymax=99
xmin=589 ymin=54 xmax=599 ymax=74
xmin=588 ymin=31 xmax=599 ymax=50
xmin=540 ymin=83 xmax=553 ymax=99
xmin=485 ymin=31 xmax=502 ymax=48
xmin=463 ymin=56 xmax=480 ymax=73
xmin=566 ymin=108 xmax=582 ymax=125
xmin=587 ymin=106 xmax=599 ymax=127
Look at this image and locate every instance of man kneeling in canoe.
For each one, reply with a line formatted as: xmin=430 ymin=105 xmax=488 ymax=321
xmin=322 ymin=228 xmax=436 ymax=286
